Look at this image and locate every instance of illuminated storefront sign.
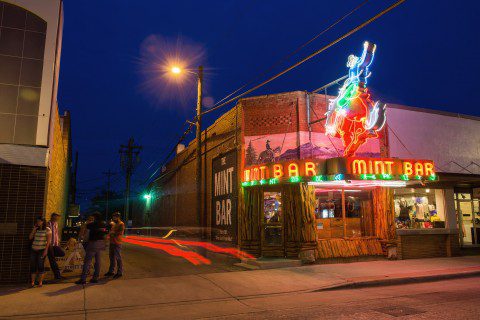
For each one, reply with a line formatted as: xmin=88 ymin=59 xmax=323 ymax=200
xmin=212 ymin=151 xmax=237 ymax=242
xmin=348 ymin=158 xmax=435 ymax=177
xmin=242 ymin=157 xmax=436 ymax=187
xmin=324 ymin=41 xmax=387 ymax=157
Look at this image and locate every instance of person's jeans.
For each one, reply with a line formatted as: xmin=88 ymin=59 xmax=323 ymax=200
xmin=81 ymin=241 xmax=105 ymax=281
xmin=108 ymin=243 xmax=123 ymax=275
xmin=47 ymin=246 xmax=61 ymax=278
xmin=30 ymin=249 xmax=46 ymax=274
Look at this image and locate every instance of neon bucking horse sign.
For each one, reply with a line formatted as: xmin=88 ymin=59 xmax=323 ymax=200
xmin=325 ymin=41 xmax=387 ymax=157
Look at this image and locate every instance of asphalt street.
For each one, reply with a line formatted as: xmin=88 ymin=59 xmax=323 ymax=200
xmin=111 ymin=241 xmax=244 ymax=279
xmin=58 ymin=240 xmax=244 ymax=282
xmin=208 ymin=276 xmax=480 ymax=320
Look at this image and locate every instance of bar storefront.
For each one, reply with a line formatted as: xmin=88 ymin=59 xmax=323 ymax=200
xmin=236 ymin=41 xmax=461 ymax=261
xmin=238 ymin=156 xmax=449 ymax=260
xmin=149 ymin=41 xmax=472 ymax=262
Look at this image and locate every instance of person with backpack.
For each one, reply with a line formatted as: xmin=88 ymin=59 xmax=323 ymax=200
xmin=75 ymin=212 xmax=108 ymax=284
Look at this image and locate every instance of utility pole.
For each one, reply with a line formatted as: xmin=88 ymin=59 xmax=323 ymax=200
xmin=119 ymin=138 xmax=142 ymax=224
xmin=103 ymin=170 xmax=116 ymax=221
xmin=195 ymin=66 xmax=204 ymax=236
xmin=72 ymin=151 xmax=78 ymax=204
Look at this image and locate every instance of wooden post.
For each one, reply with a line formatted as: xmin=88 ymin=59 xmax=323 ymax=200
xmin=342 ymin=189 xmax=346 ymax=237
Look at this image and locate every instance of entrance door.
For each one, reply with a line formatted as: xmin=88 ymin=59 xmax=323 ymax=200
xmin=261 ymin=191 xmax=285 ymax=257
xmin=456 ymin=192 xmax=480 ymax=246
xmin=474 ymin=198 xmax=480 ymax=245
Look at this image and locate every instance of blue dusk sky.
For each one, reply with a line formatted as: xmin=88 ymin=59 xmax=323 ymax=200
xmin=57 ymin=0 xmax=480 ymax=206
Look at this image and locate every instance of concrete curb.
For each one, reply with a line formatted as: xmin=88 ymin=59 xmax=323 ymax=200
xmin=314 ymin=269 xmax=480 ymax=292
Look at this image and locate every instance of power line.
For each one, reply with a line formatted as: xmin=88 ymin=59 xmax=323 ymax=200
xmin=210 ymin=0 xmax=371 ymax=110
xmin=312 ymin=74 xmax=348 ymax=93
xmin=103 ymin=170 xmax=117 ymax=220
xmin=143 ymin=122 xmax=195 ymax=184
xmin=141 ymin=122 xmax=190 ymax=173
xmin=202 ymin=0 xmax=405 ymax=116
xmin=142 ymin=0 xmax=406 ymax=185
xmin=119 ymin=138 xmax=142 ymax=222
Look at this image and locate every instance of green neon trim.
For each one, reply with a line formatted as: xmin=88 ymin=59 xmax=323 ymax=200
xmin=312 ymin=175 xmax=326 ymax=182
xmin=414 ymin=175 xmax=422 ymax=180
xmin=260 ymin=179 xmax=267 ymax=185
xmin=428 ymin=174 xmax=437 ymax=181
xmin=241 ymin=181 xmax=250 ymax=187
xmin=289 ymin=176 xmax=302 ymax=183
xmin=333 ymin=174 xmax=344 ymax=181
xmin=400 ymin=174 xmax=409 ymax=181
xmin=379 ymin=173 xmax=392 ymax=180
xmin=251 ymin=180 xmax=259 ymax=186
xmin=326 ymin=174 xmax=344 ymax=181
xmin=337 ymin=83 xmax=359 ymax=108
xmin=360 ymin=174 xmax=376 ymax=180
xmin=268 ymin=178 xmax=279 ymax=185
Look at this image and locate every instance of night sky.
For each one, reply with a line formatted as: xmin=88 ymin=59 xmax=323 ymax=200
xmin=57 ymin=0 xmax=480 ymax=208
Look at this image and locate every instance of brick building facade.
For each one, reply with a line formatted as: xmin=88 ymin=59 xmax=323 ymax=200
xmin=149 ymin=90 xmax=480 ymax=262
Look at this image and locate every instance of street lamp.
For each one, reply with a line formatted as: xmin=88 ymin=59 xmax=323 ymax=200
xmin=169 ymin=65 xmax=204 ymax=236
xmin=143 ymin=193 xmax=152 ymax=200
xmin=171 ymin=66 xmax=181 ymax=74
xmin=142 ymin=192 xmax=153 ymax=227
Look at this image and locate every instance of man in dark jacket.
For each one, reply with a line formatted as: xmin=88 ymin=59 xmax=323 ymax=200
xmin=75 ymin=212 xmax=108 ymax=284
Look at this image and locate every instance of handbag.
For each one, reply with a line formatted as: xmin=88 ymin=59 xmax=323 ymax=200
xmin=52 ymin=245 xmax=65 ymax=257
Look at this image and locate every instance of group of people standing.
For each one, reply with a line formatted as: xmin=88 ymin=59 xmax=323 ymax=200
xmin=75 ymin=212 xmax=125 ymax=284
xmin=29 ymin=211 xmax=125 ymax=287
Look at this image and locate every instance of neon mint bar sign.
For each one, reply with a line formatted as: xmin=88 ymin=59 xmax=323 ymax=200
xmin=242 ymin=157 xmax=436 ymax=185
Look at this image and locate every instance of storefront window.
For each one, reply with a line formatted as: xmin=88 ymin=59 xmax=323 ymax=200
xmin=394 ymin=188 xmax=446 ymax=229
xmin=315 ymin=190 xmax=344 ymax=238
xmin=314 ymin=189 xmax=374 ymax=238
xmin=345 ymin=190 xmax=373 ymax=237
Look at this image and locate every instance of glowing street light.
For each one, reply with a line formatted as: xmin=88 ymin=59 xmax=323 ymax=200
xmin=167 ymin=64 xmax=204 ymax=235
xmin=143 ymin=193 xmax=152 ymax=200
xmin=171 ymin=66 xmax=181 ymax=74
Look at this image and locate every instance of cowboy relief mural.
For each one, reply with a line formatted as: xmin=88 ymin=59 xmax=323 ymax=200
xmin=244 ymin=132 xmax=380 ymax=166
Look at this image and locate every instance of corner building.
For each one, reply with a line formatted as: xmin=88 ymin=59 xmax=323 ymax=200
xmin=0 ymin=0 xmax=70 ymax=283
xmin=149 ymin=90 xmax=480 ymax=262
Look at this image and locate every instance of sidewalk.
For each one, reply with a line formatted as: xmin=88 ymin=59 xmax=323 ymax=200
xmin=1 ymin=256 xmax=479 ymax=319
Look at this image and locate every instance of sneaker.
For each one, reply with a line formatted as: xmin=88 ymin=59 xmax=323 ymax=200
xmin=104 ymin=272 xmax=114 ymax=277
xmin=90 ymin=278 xmax=98 ymax=283
xmin=75 ymin=279 xmax=86 ymax=285
xmin=112 ymin=273 xmax=122 ymax=279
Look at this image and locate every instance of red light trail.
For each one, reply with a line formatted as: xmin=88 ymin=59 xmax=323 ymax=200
xmin=123 ymin=235 xmax=254 ymax=265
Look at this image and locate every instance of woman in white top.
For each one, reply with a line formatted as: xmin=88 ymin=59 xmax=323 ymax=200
xmin=29 ymin=217 xmax=52 ymax=287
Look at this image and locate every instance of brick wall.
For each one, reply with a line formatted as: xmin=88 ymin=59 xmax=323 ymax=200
xmin=397 ymin=233 xmax=460 ymax=259
xmin=0 ymin=164 xmax=47 ymax=284
xmin=242 ymin=91 xmax=331 ymax=137
xmin=45 ymin=107 xmax=70 ymax=224
xmin=150 ymin=106 xmax=241 ymax=234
